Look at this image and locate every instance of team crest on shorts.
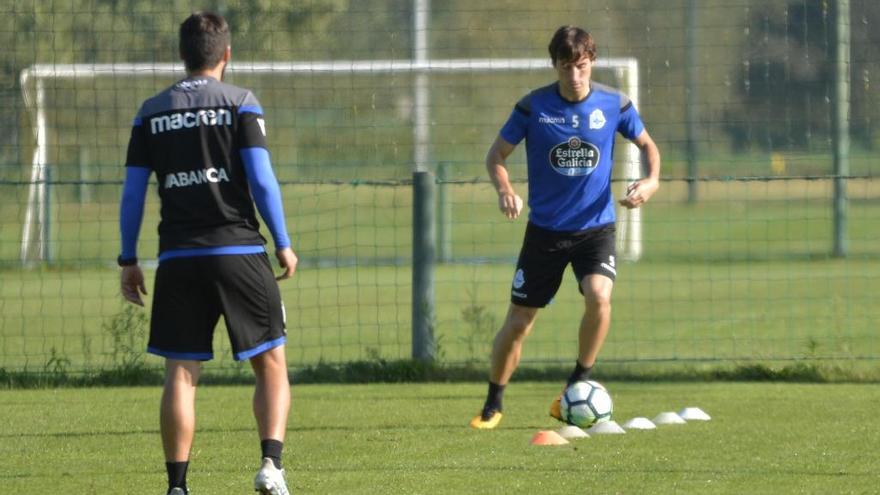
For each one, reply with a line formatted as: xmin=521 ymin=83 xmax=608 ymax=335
xmin=513 ymin=269 xmax=525 ymax=289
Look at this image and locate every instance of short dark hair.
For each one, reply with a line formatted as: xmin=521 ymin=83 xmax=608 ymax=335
xmin=179 ymin=12 xmax=230 ymax=72
xmin=548 ymin=26 xmax=597 ymax=66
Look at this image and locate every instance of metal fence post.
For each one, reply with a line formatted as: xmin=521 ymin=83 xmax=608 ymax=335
xmin=832 ymin=0 xmax=850 ymax=258
xmin=412 ymin=170 xmax=436 ymax=361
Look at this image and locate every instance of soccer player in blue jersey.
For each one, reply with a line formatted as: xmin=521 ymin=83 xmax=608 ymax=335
xmin=470 ymin=26 xmax=661 ymax=429
xmin=118 ymin=12 xmax=295 ymax=494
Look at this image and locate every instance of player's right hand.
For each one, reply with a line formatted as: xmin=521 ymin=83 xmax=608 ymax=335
xmin=498 ymin=192 xmax=523 ymax=220
xmin=120 ymin=265 xmax=147 ymax=306
xmin=275 ymin=247 xmax=298 ymax=281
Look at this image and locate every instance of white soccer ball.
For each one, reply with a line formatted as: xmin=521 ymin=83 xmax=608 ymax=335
xmin=560 ymin=380 xmax=613 ymax=428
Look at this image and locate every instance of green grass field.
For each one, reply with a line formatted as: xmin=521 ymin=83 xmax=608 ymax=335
xmin=2 ymin=382 xmax=879 ymax=493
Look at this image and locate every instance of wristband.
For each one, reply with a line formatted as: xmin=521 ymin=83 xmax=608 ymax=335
xmin=117 ymin=255 xmax=138 ymax=267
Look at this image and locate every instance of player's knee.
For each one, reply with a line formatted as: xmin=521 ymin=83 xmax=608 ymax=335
xmin=504 ymin=307 xmax=537 ymax=336
xmin=165 ymin=360 xmax=202 ymax=385
xmin=250 ymin=347 xmax=287 ymax=373
xmin=585 ymin=291 xmax=612 ymax=313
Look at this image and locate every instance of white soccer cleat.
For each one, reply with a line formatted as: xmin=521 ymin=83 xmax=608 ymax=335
xmin=167 ymin=488 xmax=188 ymax=495
xmin=254 ymin=457 xmax=290 ymax=495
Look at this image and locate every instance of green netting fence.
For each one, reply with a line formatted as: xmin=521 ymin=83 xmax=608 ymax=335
xmin=1 ymin=0 xmax=878 ymax=374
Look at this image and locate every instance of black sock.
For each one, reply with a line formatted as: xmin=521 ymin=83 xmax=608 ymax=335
xmin=482 ymin=381 xmax=506 ymax=418
xmin=165 ymin=461 xmax=188 ymax=493
xmin=566 ymin=361 xmax=593 ymax=386
xmin=261 ymin=439 xmax=284 ymax=470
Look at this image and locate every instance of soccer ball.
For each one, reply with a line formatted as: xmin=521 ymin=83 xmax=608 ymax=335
xmin=560 ymin=380 xmax=613 ymax=428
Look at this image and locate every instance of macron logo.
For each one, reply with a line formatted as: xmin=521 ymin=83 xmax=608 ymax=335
xmin=150 ymin=108 xmax=232 ymax=134
xmin=165 ymin=167 xmax=230 ymax=189
xmin=538 ymin=113 xmax=565 ymax=124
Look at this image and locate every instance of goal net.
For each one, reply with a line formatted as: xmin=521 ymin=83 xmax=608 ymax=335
xmin=18 ymin=57 xmax=641 ymax=264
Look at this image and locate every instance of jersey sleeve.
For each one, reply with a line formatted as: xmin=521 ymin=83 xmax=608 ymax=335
xmin=237 ymin=93 xmax=291 ymax=249
xmin=119 ymin=166 xmax=151 ymax=259
xmin=240 ymin=148 xmax=291 ymax=249
xmin=125 ymin=109 xmax=151 ymax=168
xmin=616 ymin=94 xmax=645 ymax=140
xmin=120 ymin=109 xmax=151 ymax=259
xmin=498 ymin=93 xmax=532 ymax=145
xmin=237 ymin=92 xmax=268 ymax=149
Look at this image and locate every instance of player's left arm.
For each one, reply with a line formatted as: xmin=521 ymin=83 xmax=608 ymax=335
xmin=119 ymin=109 xmax=151 ymax=306
xmin=618 ymin=129 xmax=661 ymax=209
xmin=240 ymin=147 xmax=298 ymax=280
xmin=238 ymin=97 xmax=298 ymax=280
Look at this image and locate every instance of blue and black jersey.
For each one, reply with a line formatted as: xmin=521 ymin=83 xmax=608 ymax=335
xmin=121 ymin=76 xmax=289 ymax=260
xmin=499 ymin=81 xmax=644 ymax=232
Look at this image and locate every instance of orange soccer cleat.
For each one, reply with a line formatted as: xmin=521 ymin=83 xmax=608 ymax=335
xmin=469 ymin=409 xmax=503 ymax=429
xmin=549 ymin=393 xmax=563 ymax=422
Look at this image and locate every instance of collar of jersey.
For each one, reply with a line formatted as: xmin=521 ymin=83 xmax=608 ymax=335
xmin=555 ymin=81 xmax=593 ymax=104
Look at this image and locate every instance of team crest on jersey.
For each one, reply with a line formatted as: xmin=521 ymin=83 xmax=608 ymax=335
xmin=589 ymin=109 xmax=606 ymax=129
xmin=548 ymin=137 xmax=600 ymax=176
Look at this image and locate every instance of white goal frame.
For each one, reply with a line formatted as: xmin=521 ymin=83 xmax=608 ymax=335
xmin=19 ymin=57 xmax=641 ymax=263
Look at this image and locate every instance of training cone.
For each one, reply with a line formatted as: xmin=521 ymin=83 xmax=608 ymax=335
xmin=622 ymin=417 xmax=657 ymax=430
xmin=678 ymin=407 xmax=711 ymax=421
xmin=653 ymin=412 xmax=687 ymax=425
xmin=557 ymin=425 xmax=589 ymax=439
xmin=587 ymin=421 xmax=626 ymax=434
xmin=530 ymin=430 xmax=570 ymax=446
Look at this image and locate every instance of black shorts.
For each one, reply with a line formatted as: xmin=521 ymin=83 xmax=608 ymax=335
xmin=148 ymin=253 xmax=286 ymax=361
xmin=510 ymin=222 xmax=617 ymax=308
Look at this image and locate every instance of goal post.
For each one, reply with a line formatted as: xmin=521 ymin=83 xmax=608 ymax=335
xmin=18 ymin=57 xmax=641 ymax=264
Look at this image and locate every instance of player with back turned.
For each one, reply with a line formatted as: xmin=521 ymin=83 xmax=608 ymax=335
xmin=470 ymin=25 xmax=661 ymax=429
xmin=118 ymin=12 xmax=296 ymax=494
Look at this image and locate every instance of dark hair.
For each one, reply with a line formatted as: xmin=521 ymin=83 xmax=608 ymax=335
xmin=179 ymin=12 xmax=230 ymax=72
xmin=548 ymin=26 xmax=597 ymax=66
